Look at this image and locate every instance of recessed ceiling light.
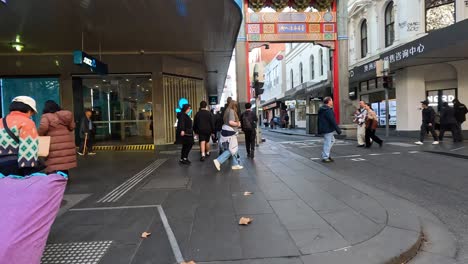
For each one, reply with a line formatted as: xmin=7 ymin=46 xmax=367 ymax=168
xmin=149 ymin=78 xmax=152 ymax=81
xmin=126 ymin=79 xmax=130 ymax=82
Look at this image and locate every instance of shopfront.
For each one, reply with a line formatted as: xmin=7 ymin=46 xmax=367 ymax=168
xmin=359 ymin=78 xmax=397 ymax=127
xmin=72 ymin=74 xmax=153 ymax=145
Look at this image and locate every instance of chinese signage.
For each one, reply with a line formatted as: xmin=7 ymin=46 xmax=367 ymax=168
xmin=383 ymin=43 xmax=425 ymax=64
xmin=73 ymin=51 xmax=108 ymax=75
xmin=246 ymin=12 xmax=337 ymax=43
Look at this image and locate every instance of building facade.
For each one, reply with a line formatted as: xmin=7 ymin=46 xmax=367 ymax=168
xmin=348 ymin=0 xmax=468 ymax=133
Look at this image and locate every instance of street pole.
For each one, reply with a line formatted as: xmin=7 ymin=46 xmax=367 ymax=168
xmin=256 ymin=96 xmax=261 ymax=146
xmin=337 ymin=0 xmax=350 ymax=124
xmin=385 ymin=88 xmax=390 ymax=137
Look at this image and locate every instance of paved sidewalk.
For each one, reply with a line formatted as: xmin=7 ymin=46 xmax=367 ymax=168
xmin=45 ymin=140 xmax=457 ymax=264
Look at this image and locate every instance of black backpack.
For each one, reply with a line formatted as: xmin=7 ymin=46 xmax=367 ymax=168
xmin=0 ymin=117 xmax=20 ymax=175
xmin=241 ymin=112 xmax=253 ymax=131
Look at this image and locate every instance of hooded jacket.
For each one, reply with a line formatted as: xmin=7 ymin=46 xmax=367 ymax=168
xmin=440 ymin=106 xmax=457 ymax=126
xmin=318 ymin=105 xmax=341 ymax=135
xmin=175 ymin=112 xmax=194 ymax=145
xmin=193 ymin=109 xmax=214 ymax=135
xmin=422 ymin=107 xmax=436 ymax=125
xmin=39 ymin=110 xmax=77 ymax=173
xmin=454 ymin=102 xmax=468 ymax=123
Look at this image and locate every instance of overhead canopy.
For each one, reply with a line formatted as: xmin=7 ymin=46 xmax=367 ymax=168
xmin=350 ymin=19 xmax=468 ymax=83
xmin=0 ymin=0 xmax=242 ymax=96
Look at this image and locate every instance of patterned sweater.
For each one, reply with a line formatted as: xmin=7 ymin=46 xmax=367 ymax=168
xmin=0 ymin=111 xmax=39 ymax=168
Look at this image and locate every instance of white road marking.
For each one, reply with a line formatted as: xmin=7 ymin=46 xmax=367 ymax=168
xmin=369 ymin=153 xmax=383 ymax=156
xmin=67 ymin=205 xmax=186 ymax=263
xmin=450 ymin=147 xmax=466 ymax=152
xmin=157 ymin=205 xmax=185 ymax=263
xmin=392 ymin=152 xmax=401 ymax=155
xmin=97 ymin=159 xmax=167 ymax=203
xmin=386 ymin=142 xmax=417 ymax=147
xmin=351 ymin=158 xmax=366 ymax=161
xmin=409 ymin=151 xmax=419 ymax=154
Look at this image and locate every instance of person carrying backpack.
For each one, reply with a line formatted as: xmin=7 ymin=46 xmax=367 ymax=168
xmin=453 ymin=98 xmax=467 ymax=142
xmin=240 ymin=103 xmax=258 ymax=159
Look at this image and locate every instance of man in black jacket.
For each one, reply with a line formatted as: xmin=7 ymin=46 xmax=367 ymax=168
xmin=78 ymin=109 xmax=96 ymax=155
xmin=453 ymin=98 xmax=467 ymax=142
xmin=194 ymin=101 xmax=214 ymax=161
xmin=240 ymin=103 xmax=258 ymax=158
xmin=415 ymin=100 xmax=439 ymax=145
xmin=439 ymin=102 xmax=458 ymax=142
xmin=318 ymin=97 xmax=341 ymax=163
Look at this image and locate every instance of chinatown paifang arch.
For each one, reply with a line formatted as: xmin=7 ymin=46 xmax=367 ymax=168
xmin=243 ymin=0 xmax=340 ymax=121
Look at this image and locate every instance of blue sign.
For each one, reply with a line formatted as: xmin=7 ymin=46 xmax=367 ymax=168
xmin=175 ymin=98 xmax=192 ymax=115
xmin=278 ymin=24 xmax=306 ymax=33
xmin=234 ymin=0 xmax=242 ymax=9
xmin=73 ymin=50 xmax=108 ymax=75
xmin=209 ymin=96 xmax=218 ymax=105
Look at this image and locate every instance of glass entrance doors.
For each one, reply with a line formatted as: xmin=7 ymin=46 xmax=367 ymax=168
xmin=76 ymin=75 xmax=153 ymax=145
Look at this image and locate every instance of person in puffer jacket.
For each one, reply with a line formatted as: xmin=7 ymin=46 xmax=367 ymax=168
xmin=39 ymin=100 xmax=77 ymax=175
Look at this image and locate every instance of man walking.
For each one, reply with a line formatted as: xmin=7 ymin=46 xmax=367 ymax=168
xmin=78 ymin=109 xmax=96 ymax=155
xmin=439 ymin=102 xmax=458 ymax=142
xmin=415 ymin=100 xmax=439 ymax=145
xmin=240 ymin=103 xmax=258 ymax=159
xmin=354 ymin=101 xmax=367 ymax=147
xmin=318 ymin=97 xmax=341 ymax=163
xmin=194 ymin=101 xmax=214 ymax=161
xmin=453 ymin=98 xmax=467 ymax=142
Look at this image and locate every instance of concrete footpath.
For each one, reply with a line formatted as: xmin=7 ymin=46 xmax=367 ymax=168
xmin=45 ymin=140 xmax=457 ymax=264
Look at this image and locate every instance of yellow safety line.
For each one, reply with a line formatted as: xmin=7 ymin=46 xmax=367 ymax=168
xmin=91 ymin=144 xmax=155 ymax=151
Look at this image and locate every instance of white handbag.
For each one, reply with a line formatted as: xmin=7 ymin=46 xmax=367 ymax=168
xmin=38 ymin=136 xmax=51 ymax=157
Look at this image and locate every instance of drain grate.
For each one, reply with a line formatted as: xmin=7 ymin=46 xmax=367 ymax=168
xmin=41 ymin=241 xmax=113 ymax=264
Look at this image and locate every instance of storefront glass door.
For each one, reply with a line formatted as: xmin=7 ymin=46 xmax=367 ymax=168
xmin=79 ymin=76 xmax=153 ymax=145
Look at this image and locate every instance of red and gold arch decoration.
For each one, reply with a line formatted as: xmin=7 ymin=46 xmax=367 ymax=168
xmin=248 ymin=0 xmax=334 ymax=12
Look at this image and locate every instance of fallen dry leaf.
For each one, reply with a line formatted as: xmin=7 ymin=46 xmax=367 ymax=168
xmin=239 ymin=217 xmax=253 ymax=225
xmin=141 ymin=232 xmax=152 ymax=238
xmin=243 ymin=192 xmax=253 ymax=196
xmin=181 ymin=261 xmax=196 ymax=264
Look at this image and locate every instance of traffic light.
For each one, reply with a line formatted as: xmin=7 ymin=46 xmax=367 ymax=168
xmin=383 ymin=76 xmax=393 ymax=89
xmin=253 ymin=80 xmax=264 ymax=98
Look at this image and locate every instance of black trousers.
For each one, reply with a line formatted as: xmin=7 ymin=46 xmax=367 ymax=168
xmin=244 ymin=129 xmax=256 ymax=154
xmin=454 ymin=122 xmax=464 ymax=142
xmin=79 ymin=135 xmax=93 ymax=153
xmin=365 ymin=128 xmax=383 ymax=147
xmin=419 ymin=124 xmax=438 ymax=142
xmin=181 ymin=143 xmax=193 ymax=160
xmin=439 ymin=124 xmax=457 ymax=142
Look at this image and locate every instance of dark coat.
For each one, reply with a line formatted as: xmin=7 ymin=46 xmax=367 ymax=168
xmin=79 ymin=116 xmax=96 ymax=139
xmin=454 ymin=102 xmax=468 ymax=123
xmin=422 ymin=107 xmax=436 ymax=124
xmin=39 ymin=111 xmax=77 ymax=173
xmin=193 ymin=110 xmax=214 ymax=135
xmin=318 ymin=105 xmax=341 ymax=135
xmin=175 ymin=112 xmax=194 ymax=145
xmin=214 ymin=113 xmax=224 ymax=132
xmin=440 ymin=106 xmax=457 ymax=126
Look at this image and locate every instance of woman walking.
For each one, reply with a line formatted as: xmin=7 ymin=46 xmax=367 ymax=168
xmin=194 ymin=101 xmax=214 ymax=161
xmin=364 ymin=104 xmax=383 ymax=148
xmin=176 ymin=104 xmax=194 ymax=165
xmin=38 ymin=100 xmax=77 ymax=176
xmin=213 ymin=100 xmax=243 ymax=171
xmin=0 ymin=96 xmax=41 ymax=176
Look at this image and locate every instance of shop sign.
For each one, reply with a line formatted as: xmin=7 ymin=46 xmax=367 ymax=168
xmin=427 ymin=94 xmax=456 ymax=107
xmin=297 ymin=100 xmax=307 ymax=106
xmin=383 ymin=43 xmax=425 ymax=65
xmin=285 ymin=100 xmax=296 ymax=106
xmin=262 ymin=102 xmax=277 ymax=110
xmin=73 ymin=50 xmax=108 ymax=75
xmin=208 ymin=96 xmax=218 ymax=105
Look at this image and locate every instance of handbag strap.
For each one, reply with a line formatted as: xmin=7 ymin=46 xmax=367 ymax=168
xmin=2 ymin=117 xmax=20 ymax=144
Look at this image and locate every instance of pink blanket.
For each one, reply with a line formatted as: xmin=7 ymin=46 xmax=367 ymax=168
xmin=0 ymin=173 xmax=67 ymax=264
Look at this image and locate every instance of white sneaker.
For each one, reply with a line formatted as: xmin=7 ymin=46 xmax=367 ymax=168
xmin=213 ymin=159 xmax=221 ymax=171
xmin=232 ymin=165 xmax=244 ymax=170
xmin=432 ymin=141 xmax=439 ymax=145
xmin=77 ymin=152 xmax=84 ymax=156
xmin=414 ymin=141 xmax=423 ymax=145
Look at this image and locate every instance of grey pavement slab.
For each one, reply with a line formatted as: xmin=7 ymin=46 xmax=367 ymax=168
xmin=409 ymin=251 xmax=458 ymax=264
xmin=320 ymin=207 xmax=385 ymax=244
xmin=289 ymin=227 xmax=350 ymax=254
xmin=258 ymin=181 xmax=297 ymax=201
xmin=198 ymin=258 xmax=304 ymax=264
xmin=123 ymin=189 xmax=169 ymax=206
xmin=232 ymin=192 xmax=274 ymax=215
xmin=100 ymin=243 xmax=139 ymax=264
xmin=238 ymin=214 xmax=300 ymax=259
xmin=189 ymin=207 xmax=243 ymax=262
xmin=269 ymin=199 xmax=329 ymax=230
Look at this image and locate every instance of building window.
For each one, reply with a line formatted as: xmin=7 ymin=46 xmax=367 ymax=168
xmin=425 ymin=0 xmax=455 ymax=32
xmin=319 ymin=49 xmax=324 ymax=76
xmin=361 ymin=20 xmax=368 ymax=58
xmin=290 ymin=69 xmax=294 ymax=89
xmin=310 ymin=55 xmax=315 ymax=80
xmin=385 ymin=1 xmax=395 ymax=47
xmin=299 ymin=63 xmax=304 ymax=84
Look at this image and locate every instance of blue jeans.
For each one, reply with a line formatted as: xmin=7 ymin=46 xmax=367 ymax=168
xmin=322 ymin=132 xmax=335 ymax=160
xmin=216 ymin=148 xmax=239 ymax=167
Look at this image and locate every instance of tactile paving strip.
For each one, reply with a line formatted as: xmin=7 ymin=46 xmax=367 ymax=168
xmin=41 ymin=241 xmax=113 ymax=264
